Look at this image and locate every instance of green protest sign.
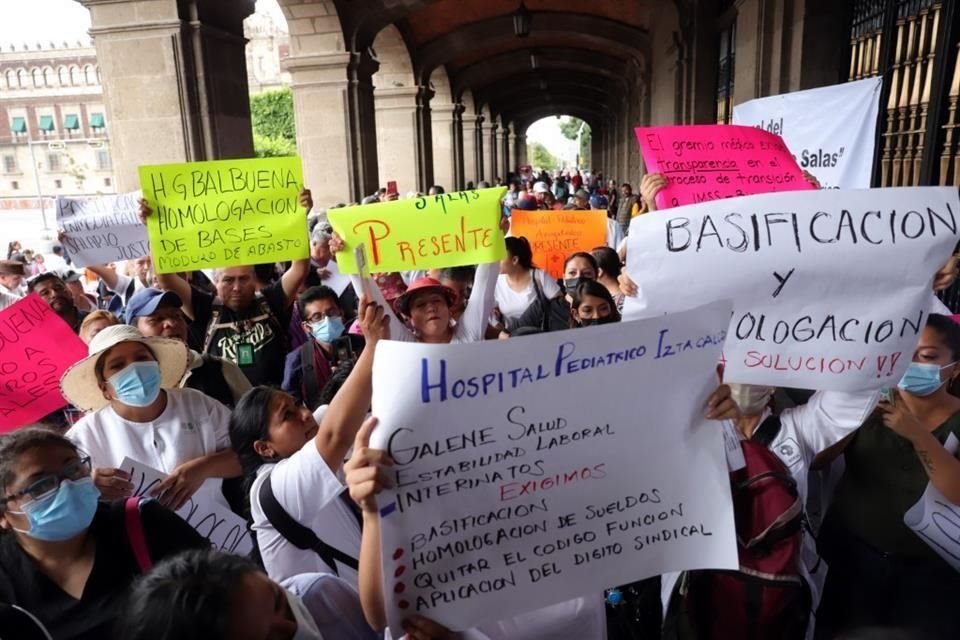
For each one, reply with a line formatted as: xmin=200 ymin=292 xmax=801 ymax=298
xmin=139 ymin=157 xmax=308 ymax=274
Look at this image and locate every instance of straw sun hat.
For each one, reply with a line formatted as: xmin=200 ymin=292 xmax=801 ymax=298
xmin=60 ymin=325 xmax=189 ymax=412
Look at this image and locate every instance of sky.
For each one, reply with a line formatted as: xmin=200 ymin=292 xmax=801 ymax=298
xmin=0 ymin=0 xmax=574 ymax=158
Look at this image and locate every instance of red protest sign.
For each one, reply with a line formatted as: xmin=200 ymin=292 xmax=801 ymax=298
xmin=634 ymin=124 xmax=814 ymax=209
xmin=0 ymin=294 xmax=88 ymax=432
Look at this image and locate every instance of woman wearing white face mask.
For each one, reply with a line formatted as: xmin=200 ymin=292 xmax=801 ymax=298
xmin=118 ymin=548 xmax=378 ymax=640
xmin=816 ymin=314 xmax=960 ymax=639
xmin=61 ymin=325 xmax=241 ymax=510
xmin=0 ymin=428 xmax=207 ymax=640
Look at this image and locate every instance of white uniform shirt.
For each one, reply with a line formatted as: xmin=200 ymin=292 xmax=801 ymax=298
xmin=251 ymin=439 xmax=360 ymax=584
xmin=660 ymin=389 xmax=879 ymax=638
xmin=67 ymin=387 xmax=231 ymax=472
xmin=495 ymin=270 xmax=560 ymax=321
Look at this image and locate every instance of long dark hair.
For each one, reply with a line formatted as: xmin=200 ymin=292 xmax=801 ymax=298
xmin=591 ymin=246 xmax=622 ymax=280
xmin=228 ymin=386 xmax=276 ymax=520
xmin=505 ymin=236 xmax=535 ymax=270
xmin=569 ymin=280 xmax=621 ymax=327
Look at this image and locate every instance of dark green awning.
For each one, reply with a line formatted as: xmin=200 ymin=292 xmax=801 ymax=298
xmin=63 ymin=114 xmax=79 ymax=130
xmin=38 ymin=115 xmax=54 ymax=131
xmin=89 ymin=113 xmax=105 ymax=128
xmin=10 ymin=117 xmax=26 ymax=133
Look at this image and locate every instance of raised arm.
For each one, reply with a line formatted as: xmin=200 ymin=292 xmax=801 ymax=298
xmin=313 ymin=295 xmax=390 ymax=471
xmin=882 ymin=390 xmax=960 ymax=504
xmin=344 ymin=417 xmax=391 ymax=631
xmin=278 ymin=189 xmax=314 ymax=305
xmin=459 ymin=260 xmax=499 ymax=341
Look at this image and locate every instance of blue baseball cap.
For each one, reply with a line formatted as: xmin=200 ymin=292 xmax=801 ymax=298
xmin=124 ymin=287 xmax=182 ymax=325
xmin=589 ymin=194 xmax=609 ymax=209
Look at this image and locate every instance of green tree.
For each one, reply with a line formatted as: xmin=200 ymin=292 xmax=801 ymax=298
xmin=527 ymin=141 xmax=558 ymax=170
xmin=558 ymin=116 xmax=592 ymax=167
xmin=250 ymin=88 xmax=296 ymax=157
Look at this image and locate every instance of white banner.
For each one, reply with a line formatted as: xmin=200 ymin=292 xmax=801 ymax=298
xmin=623 ymin=187 xmax=960 ymax=391
xmin=370 ymin=302 xmax=738 ymax=635
xmin=121 ymin=457 xmax=253 ymax=555
xmin=732 ymin=77 xmax=882 ymax=189
xmin=56 ymin=191 xmax=148 ymax=267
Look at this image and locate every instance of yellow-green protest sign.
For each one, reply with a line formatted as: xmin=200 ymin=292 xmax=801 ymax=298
xmin=138 ymin=157 xmax=308 ymax=274
xmin=328 ymin=187 xmax=507 ymax=273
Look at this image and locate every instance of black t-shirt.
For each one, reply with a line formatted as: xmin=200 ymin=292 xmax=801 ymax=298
xmin=191 ymin=281 xmax=291 ymax=387
xmin=0 ymin=500 xmax=207 ymax=640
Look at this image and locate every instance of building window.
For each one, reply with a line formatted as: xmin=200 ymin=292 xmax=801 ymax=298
xmin=10 ymin=117 xmax=26 ymax=136
xmin=54 ymin=179 xmax=62 ymax=189
xmin=47 ymin=153 xmax=61 ymax=172
xmin=3 ymin=155 xmax=16 ymax=174
xmin=90 ymin=112 xmax=106 ymax=132
xmin=95 ymin=149 xmax=111 ymax=171
xmin=38 ymin=115 xmax=55 ymax=135
xmin=31 ymin=68 xmax=42 ymax=88
xmin=716 ymin=20 xmax=737 ymax=124
xmin=104 ymin=177 xmax=112 ymax=187
xmin=10 ymin=181 xmax=18 ymax=190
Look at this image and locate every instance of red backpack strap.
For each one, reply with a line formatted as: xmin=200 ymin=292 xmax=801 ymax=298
xmin=124 ymin=497 xmax=153 ymax=573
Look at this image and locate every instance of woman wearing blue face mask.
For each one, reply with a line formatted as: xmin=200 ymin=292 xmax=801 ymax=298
xmin=60 ymin=325 xmax=241 ymax=511
xmin=817 ymin=313 xmax=960 ymax=639
xmin=0 ymin=428 xmax=207 ymax=640
xmin=283 ymin=286 xmax=366 ymax=411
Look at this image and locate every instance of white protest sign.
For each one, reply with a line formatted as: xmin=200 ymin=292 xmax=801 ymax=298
xmin=369 ymin=302 xmax=738 ymax=635
xmin=905 ymin=434 xmax=960 ymax=571
xmin=732 ymin=77 xmax=882 ymax=189
xmin=623 ymin=187 xmax=960 ymax=391
xmin=319 ymin=259 xmax=351 ymax=296
xmin=121 ymin=456 xmax=253 ymax=555
xmin=56 ymin=191 xmax=148 ymax=267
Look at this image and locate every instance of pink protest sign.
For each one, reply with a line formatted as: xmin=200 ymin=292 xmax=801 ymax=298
xmin=634 ymin=124 xmax=814 ymax=209
xmin=0 ymin=294 xmax=88 ymax=432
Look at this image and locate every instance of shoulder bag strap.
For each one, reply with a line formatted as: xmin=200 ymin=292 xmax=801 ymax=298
xmin=124 ymin=497 xmax=153 ymax=573
xmin=530 ymin=271 xmax=551 ymax=333
xmin=300 ymin=341 xmax=319 ymax=407
xmin=258 ymin=472 xmax=358 ymax=576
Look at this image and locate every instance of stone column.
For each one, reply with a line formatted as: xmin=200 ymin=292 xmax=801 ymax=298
xmin=414 ymin=86 xmax=435 ymax=192
xmin=80 ymin=0 xmax=254 ymax=192
xmin=499 ymin=122 xmax=511 ymax=178
xmin=508 ymin=130 xmax=517 ymax=176
xmin=461 ymin=109 xmax=478 ymax=188
xmin=451 ymin=103 xmax=465 ymax=190
xmin=516 ymin=132 xmax=527 ymax=167
xmin=286 ymin=50 xmax=379 ymax=205
xmin=431 ymin=100 xmax=457 ymax=192
xmin=479 ymin=116 xmax=492 ymax=184
xmin=487 ymin=120 xmax=499 ymax=184
xmin=374 ymin=86 xmax=419 ymax=195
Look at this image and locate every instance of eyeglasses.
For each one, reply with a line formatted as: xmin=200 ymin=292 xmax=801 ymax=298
xmin=305 ymin=310 xmax=342 ymax=323
xmin=1 ymin=456 xmax=92 ymax=506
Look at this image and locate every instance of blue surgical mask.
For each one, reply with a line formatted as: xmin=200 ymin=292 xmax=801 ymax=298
xmin=897 ymin=361 xmax=956 ymax=397
xmin=11 ymin=477 xmax=100 ymax=541
xmin=310 ymin=317 xmax=344 ymax=343
xmin=108 ymin=361 xmax=163 ymax=407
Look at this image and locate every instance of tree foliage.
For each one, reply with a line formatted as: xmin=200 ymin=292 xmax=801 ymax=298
xmin=558 ymin=116 xmax=592 ymax=166
xmin=250 ymin=88 xmax=296 ymax=157
xmin=527 ymin=141 xmax=559 ymax=170
xmin=253 ymin=132 xmax=297 ymax=158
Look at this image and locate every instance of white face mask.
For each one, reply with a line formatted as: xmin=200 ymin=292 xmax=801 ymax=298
xmin=728 ymin=383 xmax=774 ymax=416
xmin=286 ymin=588 xmax=324 ymax=640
